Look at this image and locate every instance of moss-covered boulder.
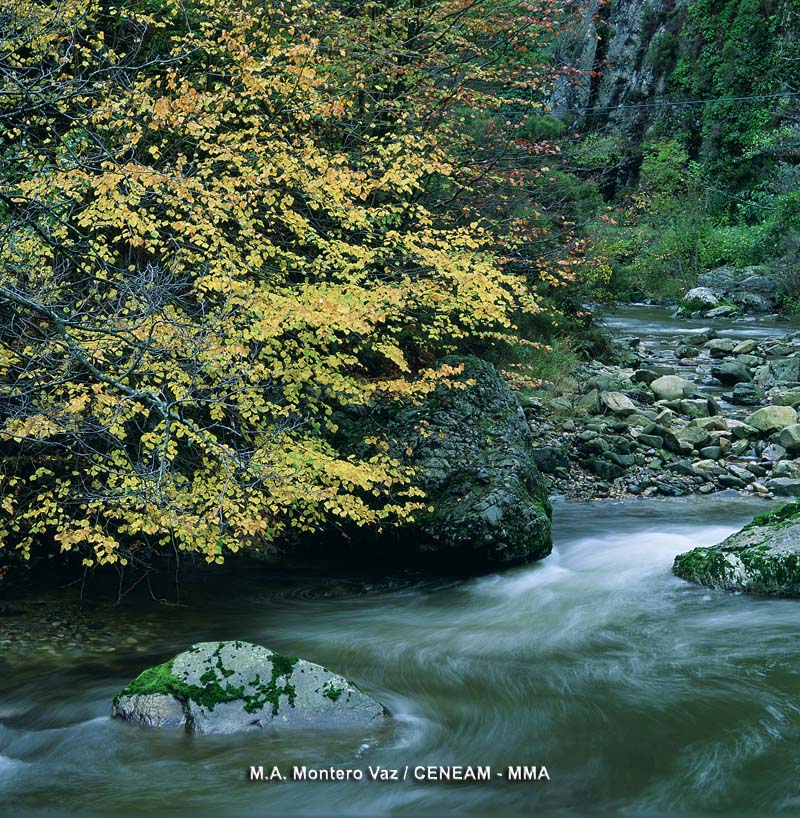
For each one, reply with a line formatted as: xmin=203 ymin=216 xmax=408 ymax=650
xmin=673 ymin=502 xmax=800 ymax=596
xmin=386 ymin=356 xmax=552 ymax=568
xmin=112 ymin=641 xmax=387 ymax=733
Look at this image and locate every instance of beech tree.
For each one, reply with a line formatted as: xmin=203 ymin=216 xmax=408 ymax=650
xmin=0 ymin=0 xmax=575 ymax=570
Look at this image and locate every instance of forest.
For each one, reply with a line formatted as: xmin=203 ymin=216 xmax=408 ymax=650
xmin=2 ymin=1 xmax=800 ymax=815
xmin=1 ymin=0 xmax=797 ymax=578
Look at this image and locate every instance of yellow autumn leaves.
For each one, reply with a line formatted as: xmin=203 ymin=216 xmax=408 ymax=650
xmin=0 ymin=0 xmax=542 ymax=568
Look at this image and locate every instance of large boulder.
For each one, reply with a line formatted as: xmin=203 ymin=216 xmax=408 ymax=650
xmin=673 ymin=503 xmax=800 ymax=596
xmin=697 ymin=265 xmax=778 ymax=313
xmin=745 ymin=405 xmax=798 ymax=434
xmin=682 ymin=287 xmax=719 ymax=311
xmin=383 ymin=356 xmax=552 ymax=568
xmin=112 ymin=641 xmax=386 ymax=733
xmin=650 ymin=375 xmax=696 ymax=402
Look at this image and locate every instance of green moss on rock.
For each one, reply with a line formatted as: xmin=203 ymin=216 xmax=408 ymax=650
xmin=674 ymin=504 xmax=800 ymax=597
xmin=113 ymin=641 xmax=387 ymax=733
xmin=744 ymin=500 xmax=800 ymax=531
xmin=116 ymin=657 xmax=245 ymax=711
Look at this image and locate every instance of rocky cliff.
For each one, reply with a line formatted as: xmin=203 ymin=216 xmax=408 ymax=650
xmin=552 ymin=0 xmax=799 ymax=191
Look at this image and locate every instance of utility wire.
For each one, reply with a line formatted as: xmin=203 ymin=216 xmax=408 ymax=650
xmin=507 ymin=90 xmax=800 ymax=116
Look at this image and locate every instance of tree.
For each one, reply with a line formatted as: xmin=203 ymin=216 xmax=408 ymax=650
xmin=0 ymin=0 xmax=568 ymax=571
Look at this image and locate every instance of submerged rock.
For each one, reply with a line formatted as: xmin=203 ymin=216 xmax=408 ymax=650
xmin=673 ymin=503 xmax=800 ymax=596
xmin=112 ymin=641 xmax=387 ymax=733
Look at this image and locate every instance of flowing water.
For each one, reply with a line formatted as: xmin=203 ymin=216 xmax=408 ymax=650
xmin=2 ymin=307 xmax=800 ymax=817
xmin=2 ymin=495 xmax=799 ymax=816
xmin=600 ymin=303 xmax=800 ymax=345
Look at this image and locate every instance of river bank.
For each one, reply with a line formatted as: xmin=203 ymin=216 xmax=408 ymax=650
xmin=528 ymin=304 xmax=800 ymax=502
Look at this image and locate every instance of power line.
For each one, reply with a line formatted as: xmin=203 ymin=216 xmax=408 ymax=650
xmin=513 ymin=90 xmax=800 ymax=116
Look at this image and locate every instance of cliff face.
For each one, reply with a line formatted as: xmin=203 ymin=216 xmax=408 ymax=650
xmin=552 ymin=0 xmax=688 ymax=132
xmin=552 ymin=0 xmax=798 ymax=193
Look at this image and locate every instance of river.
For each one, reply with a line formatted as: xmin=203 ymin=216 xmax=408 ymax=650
xmin=2 ymin=308 xmax=799 ymax=816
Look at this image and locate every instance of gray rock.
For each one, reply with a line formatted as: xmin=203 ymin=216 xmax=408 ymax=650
xmin=658 ymin=427 xmax=690 ymax=454
xmin=736 ymin=354 xmax=763 ymax=368
xmin=637 ymin=433 xmax=664 ymax=449
xmin=706 ymin=306 xmax=739 ymax=318
xmin=772 ymin=389 xmax=800 ymax=407
xmin=606 ymin=451 xmax=635 ymax=467
xmin=697 ymin=265 xmax=778 ymax=314
xmin=547 ymin=397 xmax=573 ymax=414
xmin=727 ymin=465 xmax=754 ymax=482
xmin=586 ymin=458 xmax=625 ymax=481
xmin=733 ymin=340 xmax=758 ymax=355
xmin=705 ymin=338 xmax=738 ymax=358
xmin=600 ymin=391 xmax=637 ymax=415
xmin=711 ymin=361 xmax=752 ymax=386
xmin=778 ymin=424 xmax=800 ymax=451
xmin=762 ymin=357 xmax=800 ymax=386
xmin=385 ymin=357 xmax=552 ymax=567
xmin=682 ymin=286 xmax=719 ymax=310
xmin=632 ymin=368 xmax=660 ymax=386
xmin=724 ymin=383 xmax=763 ymax=406
xmin=676 ymin=426 xmax=712 ymax=449
xmin=728 ymin=419 xmax=759 ymax=440
xmin=667 ymin=460 xmax=699 ymax=477
xmin=772 ymin=461 xmax=800 ymax=479
xmin=729 ymin=439 xmax=751 ymax=457
xmin=735 ymin=292 xmax=772 ymax=313
xmin=764 ymin=342 xmax=796 ymax=357
xmin=691 ymin=416 xmax=727 ymax=432
xmin=718 ymin=474 xmax=745 ymax=489
xmin=113 ymin=641 xmax=387 ymax=734
xmin=650 ymin=375 xmax=696 ymax=402
xmin=679 ymin=398 xmax=715 ymax=419
xmin=745 ymin=405 xmax=798 ymax=435
xmin=699 ymin=446 xmax=723 ymax=460
xmin=531 ymin=446 xmax=571 ymax=474
xmin=674 ymin=502 xmax=800 ymax=595
xmin=114 ymin=693 xmax=187 ymax=728
xmin=579 ymin=436 xmax=610 ymax=455
xmin=655 ymin=408 xmax=674 ymax=426
xmin=574 ymin=388 xmax=601 ymax=416
xmin=761 ymin=443 xmax=787 ymax=462
xmin=675 ymin=345 xmax=701 ymax=359
xmin=765 ymin=479 xmax=800 ymax=497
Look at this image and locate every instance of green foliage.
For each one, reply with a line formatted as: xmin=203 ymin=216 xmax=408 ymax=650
xmin=487 ymin=336 xmax=580 ymax=395
xmin=588 ymin=139 xmax=716 ymax=298
xmin=561 ymin=0 xmax=799 ymax=305
xmin=667 ymin=0 xmax=796 ymax=199
xmin=0 ymin=0 xmax=580 ymax=573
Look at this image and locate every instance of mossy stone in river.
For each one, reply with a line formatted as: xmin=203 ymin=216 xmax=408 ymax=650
xmin=112 ymin=641 xmax=387 ymax=733
xmin=673 ymin=501 xmax=800 ymax=597
xmin=387 ymin=356 xmax=552 ymax=568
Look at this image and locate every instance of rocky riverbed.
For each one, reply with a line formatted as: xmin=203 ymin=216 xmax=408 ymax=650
xmin=527 ymin=313 xmax=800 ymax=502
